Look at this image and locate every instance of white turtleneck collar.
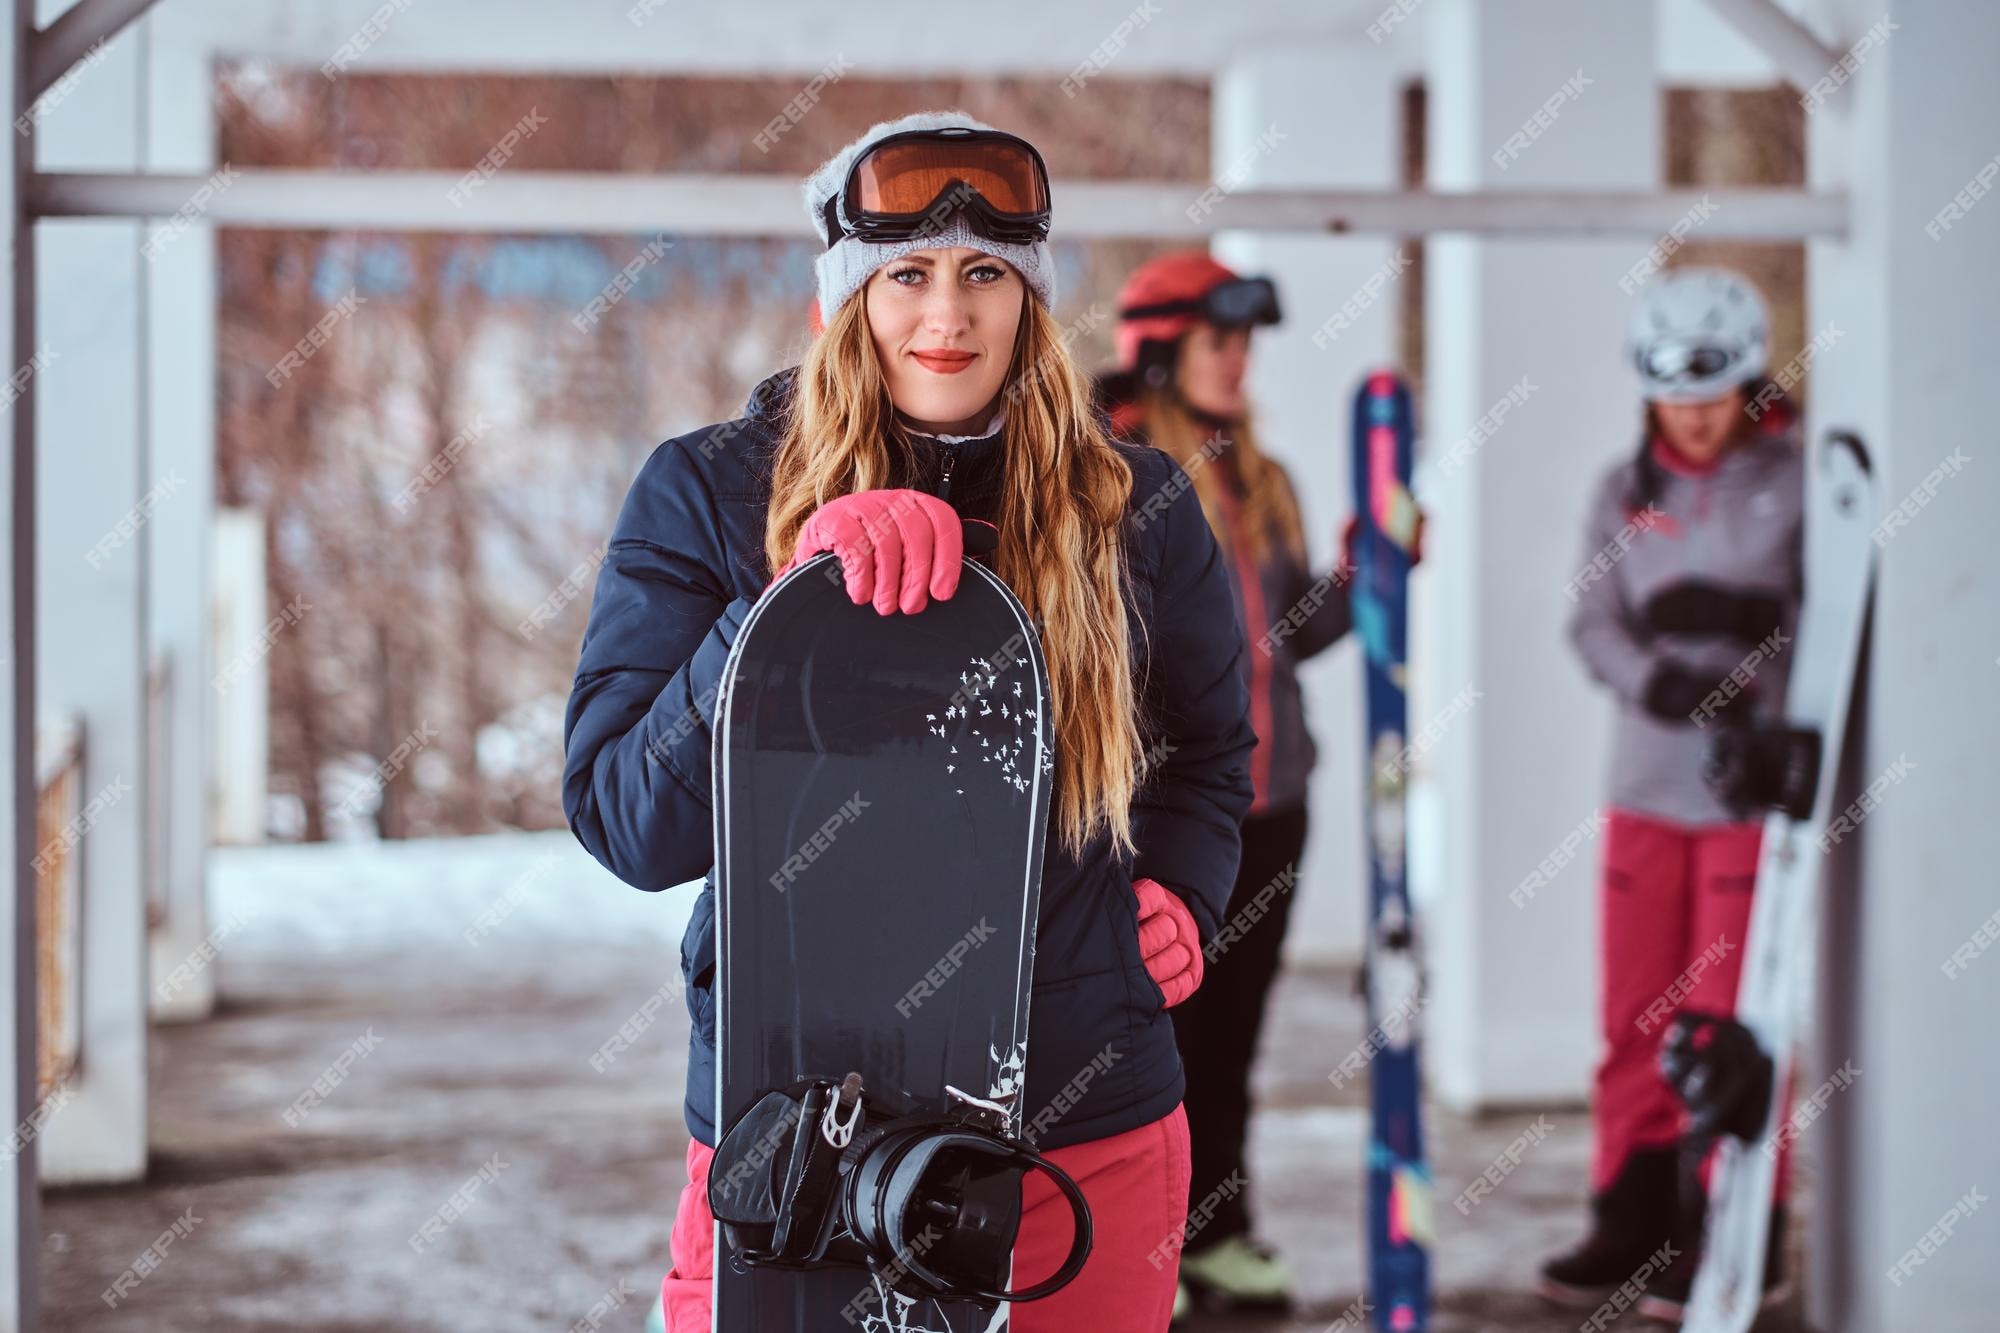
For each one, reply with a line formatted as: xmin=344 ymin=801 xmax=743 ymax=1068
xmin=901 ymin=402 xmax=1007 ymax=445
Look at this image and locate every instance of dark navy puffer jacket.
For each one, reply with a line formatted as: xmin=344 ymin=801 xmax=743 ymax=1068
xmin=562 ymin=369 xmax=1255 ymax=1150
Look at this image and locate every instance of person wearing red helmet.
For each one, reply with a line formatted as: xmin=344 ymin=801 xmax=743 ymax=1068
xmin=1100 ymin=250 xmax=1420 ymax=1320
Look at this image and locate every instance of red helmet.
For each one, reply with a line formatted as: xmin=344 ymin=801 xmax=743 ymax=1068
xmin=1114 ymin=250 xmax=1280 ymax=369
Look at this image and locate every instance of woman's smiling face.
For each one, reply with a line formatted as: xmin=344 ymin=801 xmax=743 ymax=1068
xmin=864 ymin=247 xmax=1024 ymax=435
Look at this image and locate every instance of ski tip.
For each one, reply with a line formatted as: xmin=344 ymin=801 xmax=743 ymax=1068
xmin=1824 ymin=428 xmax=1872 ymax=476
xmin=1364 ymin=369 xmax=1403 ymax=399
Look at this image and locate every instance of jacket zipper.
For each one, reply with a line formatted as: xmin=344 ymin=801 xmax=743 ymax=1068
xmin=934 ymin=442 xmax=957 ymax=502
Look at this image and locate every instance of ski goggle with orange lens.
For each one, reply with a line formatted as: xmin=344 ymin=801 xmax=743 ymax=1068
xmin=821 ymin=128 xmax=1053 ymax=248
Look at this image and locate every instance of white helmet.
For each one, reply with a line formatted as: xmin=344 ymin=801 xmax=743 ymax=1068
xmin=1627 ymin=268 xmax=1770 ymax=403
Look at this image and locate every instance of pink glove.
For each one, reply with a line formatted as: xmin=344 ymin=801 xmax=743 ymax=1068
xmin=777 ymin=489 xmax=963 ymax=616
xmin=1133 ymin=877 xmax=1205 ymax=1008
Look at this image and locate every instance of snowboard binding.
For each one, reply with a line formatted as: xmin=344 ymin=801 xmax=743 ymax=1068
xmin=1704 ymin=720 xmax=1821 ymax=821
xmin=1659 ymin=1011 xmax=1775 ymax=1145
xmin=708 ymin=1072 xmax=1093 ymax=1309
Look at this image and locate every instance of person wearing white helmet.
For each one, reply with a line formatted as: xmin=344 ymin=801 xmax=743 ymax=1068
xmin=1541 ymin=268 xmax=1804 ymax=1322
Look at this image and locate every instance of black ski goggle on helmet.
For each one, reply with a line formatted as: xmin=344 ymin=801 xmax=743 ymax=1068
xmin=1120 ymin=275 xmax=1283 ymax=330
xmin=1635 ymin=339 xmax=1739 ymax=385
xmin=821 ymin=127 xmax=1053 ymax=249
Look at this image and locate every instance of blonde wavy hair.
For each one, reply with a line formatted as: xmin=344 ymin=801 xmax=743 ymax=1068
xmin=1137 ymin=386 xmax=1305 ymax=566
xmin=763 ymin=291 xmax=1145 ymax=858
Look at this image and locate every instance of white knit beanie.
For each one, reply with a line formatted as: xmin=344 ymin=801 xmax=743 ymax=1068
xmin=802 ymin=109 xmax=1058 ymax=323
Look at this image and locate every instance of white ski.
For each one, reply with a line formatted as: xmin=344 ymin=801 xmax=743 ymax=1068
xmin=1682 ymin=430 xmax=1878 ymax=1333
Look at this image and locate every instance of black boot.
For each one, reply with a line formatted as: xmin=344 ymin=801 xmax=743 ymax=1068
xmin=1538 ymin=1148 xmax=1678 ymax=1308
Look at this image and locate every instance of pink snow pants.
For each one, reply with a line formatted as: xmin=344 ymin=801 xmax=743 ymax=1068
xmin=661 ymin=1103 xmax=1192 ymax=1332
xmin=1593 ymin=808 xmax=1791 ymax=1199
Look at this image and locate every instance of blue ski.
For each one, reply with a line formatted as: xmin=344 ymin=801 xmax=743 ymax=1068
xmin=1351 ymin=370 xmax=1431 ymax=1332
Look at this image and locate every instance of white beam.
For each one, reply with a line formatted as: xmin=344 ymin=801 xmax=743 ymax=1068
xmin=26 ymin=170 xmax=1850 ymax=240
xmin=1697 ymin=0 xmax=1844 ymax=101
xmin=27 ymin=0 xmax=156 ymax=100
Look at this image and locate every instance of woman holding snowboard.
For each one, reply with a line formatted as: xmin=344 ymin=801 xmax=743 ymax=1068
xmin=1098 ymin=252 xmax=1422 ymax=1319
xmin=1543 ymin=267 xmax=1802 ymax=1323
xmin=563 ymin=112 xmax=1257 ymax=1332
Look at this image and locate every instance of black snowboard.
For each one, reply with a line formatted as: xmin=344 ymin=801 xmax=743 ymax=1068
xmin=712 ymin=552 xmax=1053 ymax=1333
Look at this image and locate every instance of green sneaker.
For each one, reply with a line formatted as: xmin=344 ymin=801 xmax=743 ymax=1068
xmin=1172 ymin=1279 xmax=1192 ymax=1323
xmin=1179 ymin=1235 xmax=1295 ymax=1311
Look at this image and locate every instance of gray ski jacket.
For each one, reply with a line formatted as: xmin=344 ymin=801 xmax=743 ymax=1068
xmin=1567 ymin=428 xmax=1805 ymax=826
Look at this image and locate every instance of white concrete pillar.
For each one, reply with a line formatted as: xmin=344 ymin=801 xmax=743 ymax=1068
xmin=2 ymin=0 xmax=41 ymax=1319
xmin=143 ymin=16 xmax=220 ymax=1021
xmin=1804 ymin=3 xmax=2000 ymax=1328
xmin=209 ymin=509 xmax=268 ymax=846
xmin=1421 ymin=0 xmax=1658 ymax=1110
xmin=34 ymin=10 xmax=150 ymax=1184
xmin=1211 ymin=46 xmax=1404 ymax=968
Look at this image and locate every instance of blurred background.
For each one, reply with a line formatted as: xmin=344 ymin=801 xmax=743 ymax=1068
xmin=5 ymin=0 xmax=1995 ymax=1329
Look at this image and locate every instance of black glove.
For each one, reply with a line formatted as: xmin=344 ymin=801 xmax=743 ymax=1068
xmin=1641 ymin=581 xmax=1784 ymax=645
xmin=1639 ymin=660 xmax=1714 ymax=724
